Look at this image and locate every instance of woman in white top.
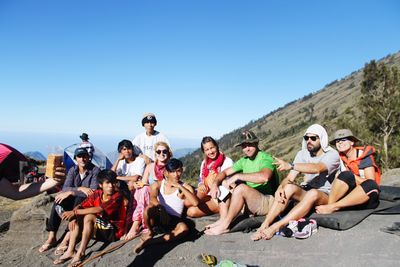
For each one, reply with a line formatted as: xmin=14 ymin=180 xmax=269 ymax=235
xmin=186 ymin=136 xmax=233 ymax=218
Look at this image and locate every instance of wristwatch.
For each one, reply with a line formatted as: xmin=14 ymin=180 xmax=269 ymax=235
xmin=289 ymin=162 xmax=294 ymax=170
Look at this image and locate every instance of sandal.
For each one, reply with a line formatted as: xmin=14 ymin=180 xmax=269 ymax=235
xmin=67 ymin=259 xmax=82 ymax=267
xmin=54 ymin=245 xmax=68 ymax=256
xmin=38 ymin=242 xmax=55 ymax=253
xmin=53 ymin=257 xmax=71 ymax=265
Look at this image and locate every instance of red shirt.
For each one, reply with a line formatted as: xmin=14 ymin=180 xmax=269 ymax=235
xmin=81 ymin=189 xmax=127 ymax=239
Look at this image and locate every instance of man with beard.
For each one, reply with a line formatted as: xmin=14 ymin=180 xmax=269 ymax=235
xmin=252 ymin=124 xmax=339 ymax=241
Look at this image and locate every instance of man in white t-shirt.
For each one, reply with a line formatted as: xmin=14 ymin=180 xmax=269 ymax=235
xmin=132 ymin=113 xmax=170 ymax=164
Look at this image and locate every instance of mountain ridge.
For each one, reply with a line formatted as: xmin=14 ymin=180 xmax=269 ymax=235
xmin=181 ymin=51 xmax=400 ymax=182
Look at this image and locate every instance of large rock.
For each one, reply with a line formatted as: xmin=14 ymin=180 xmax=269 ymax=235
xmin=7 ymin=194 xmax=54 ymax=245
xmin=381 ymin=168 xmax=400 ymax=186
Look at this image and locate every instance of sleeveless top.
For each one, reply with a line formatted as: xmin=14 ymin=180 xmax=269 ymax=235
xmin=158 ymin=179 xmax=184 ymax=217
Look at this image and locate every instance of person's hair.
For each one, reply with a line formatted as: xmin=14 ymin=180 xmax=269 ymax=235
xmin=117 ymin=139 xmax=134 ymax=152
xmin=201 ymin=136 xmax=219 ymax=153
xmin=165 ymin=158 xmax=183 ymax=172
xmin=154 ymin=141 xmax=173 ymax=158
xmin=97 ymin=169 xmax=118 ymax=184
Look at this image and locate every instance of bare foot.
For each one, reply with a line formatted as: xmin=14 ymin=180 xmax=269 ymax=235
xmin=204 ymin=223 xmax=229 ymax=235
xmin=53 ymin=252 xmax=74 ymax=265
xmin=251 ymin=229 xmax=267 ymax=241
xmin=205 ymin=218 xmax=223 ymax=229
xmin=133 ymin=233 xmax=153 ymax=254
xmin=261 ymin=226 xmax=278 ymax=240
xmin=121 ymin=230 xmax=140 ymax=241
xmin=315 ymin=204 xmax=337 ymax=214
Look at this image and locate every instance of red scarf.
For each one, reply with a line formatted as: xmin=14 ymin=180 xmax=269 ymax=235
xmin=154 ymin=162 xmax=165 ymax=181
xmin=201 ymin=152 xmax=226 ymax=182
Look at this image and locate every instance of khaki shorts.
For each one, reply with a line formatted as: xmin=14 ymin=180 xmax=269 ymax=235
xmin=254 ymin=194 xmax=273 ymax=216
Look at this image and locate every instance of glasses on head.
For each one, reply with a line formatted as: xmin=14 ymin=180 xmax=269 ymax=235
xmin=156 ymin=149 xmax=169 ymax=155
xmin=303 ymin=135 xmax=319 ymax=142
xmin=335 ymin=138 xmax=349 ymax=143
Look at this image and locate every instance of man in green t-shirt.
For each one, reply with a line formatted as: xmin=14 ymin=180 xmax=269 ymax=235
xmin=205 ymin=130 xmax=279 ymax=235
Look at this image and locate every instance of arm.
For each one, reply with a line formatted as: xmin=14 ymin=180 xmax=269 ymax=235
xmin=209 ymin=167 xmax=236 ymax=199
xmin=149 ymin=181 xmax=161 ymax=206
xmin=0 ymin=177 xmax=60 ymax=200
xmin=141 ymin=163 xmax=153 ymax=184
xmin=111 ymin=153 xmax=124 ymax=173
xmin=176 ymin=183 xmax=199 ymax=207
xmin=273 ymin=156 xmax=327 ymax=174
xmin=62 ymin=206 xmax=103 ymax=221
xmin=355 ymin=166 xmax=376 ymax=185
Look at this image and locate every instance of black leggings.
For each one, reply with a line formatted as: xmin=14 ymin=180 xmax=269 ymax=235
xmin=337 ymin=171 xmax=380 ymax=210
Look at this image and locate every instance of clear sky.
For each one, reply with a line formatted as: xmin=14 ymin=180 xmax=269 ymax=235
xmin=1 ymin=0 xmax=399 ymax=155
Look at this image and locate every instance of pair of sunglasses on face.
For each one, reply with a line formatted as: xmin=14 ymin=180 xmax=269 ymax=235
xmin=156 ymin=149 xmax=169 ymax=155
xmin=303 ymin=135 xmax=319 ymax=142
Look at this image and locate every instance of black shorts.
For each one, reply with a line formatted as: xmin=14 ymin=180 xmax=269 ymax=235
xmin=93 ymin=217 xmax=116 ymax=242
xmin=337 ymin=171 xmax=380 ymax=210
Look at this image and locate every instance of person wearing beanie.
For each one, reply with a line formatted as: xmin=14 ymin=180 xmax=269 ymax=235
xmin=132 ymin=113 xmax=170 ymax=165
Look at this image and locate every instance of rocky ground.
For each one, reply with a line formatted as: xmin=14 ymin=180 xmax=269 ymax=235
xmin=0 ymin=169 xmax=399 ymax=267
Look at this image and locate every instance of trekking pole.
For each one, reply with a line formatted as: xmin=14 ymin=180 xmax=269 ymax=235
xmin=76 ymin=238 xmax=133 ymax=267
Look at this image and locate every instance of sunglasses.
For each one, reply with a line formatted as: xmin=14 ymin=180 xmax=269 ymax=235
xmin=303 ymin=136 xmax=319 ymax=142
xmin=156 ymin=149 xmax=169 ymax=155
xmin=335 ymin=138 xmax=349 ymax=143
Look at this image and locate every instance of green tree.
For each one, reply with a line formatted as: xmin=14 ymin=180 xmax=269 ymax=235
xmin=360 ymin=60 xmax=400 ymax=169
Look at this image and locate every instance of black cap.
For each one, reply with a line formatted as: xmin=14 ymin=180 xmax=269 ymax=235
xmin=235 ymin=130 xmax=259 ymax=147
xmin=80 ymin=133 xmax=89 ymax=141
xmin=74 ymin=147 xmax=89 ymax=158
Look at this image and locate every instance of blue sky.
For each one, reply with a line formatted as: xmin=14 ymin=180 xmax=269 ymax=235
xmin=1 ymin=0 xmax=399 ymax=155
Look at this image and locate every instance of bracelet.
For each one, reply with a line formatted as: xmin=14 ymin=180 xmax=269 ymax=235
xmin=74 ymin=209 xmax=78 ymax=217
xmin=289 ymin=162 xmax=295 ymax=170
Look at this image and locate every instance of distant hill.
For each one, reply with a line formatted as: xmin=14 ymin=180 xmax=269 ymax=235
xmin=181 ymin=51 xmax=400 ymax=183
xmin=24 ymin=151 xmax=46 ymax=161
xmin=174 ymin=148 xmax=196 ymax=159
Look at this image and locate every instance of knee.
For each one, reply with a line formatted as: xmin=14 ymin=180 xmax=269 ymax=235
xmin=304 ymin=189 xmax=320 ymax=202
xmin=360 ymin=180 xmax=379 ymax=197
xmin=186 ymin=207 xmax=197 ymax=218
xmin=337 ymin=171 xmax=356 ymax=188
xmin=282 ymin=183 xmax=298 ymax=196
xmin=176 ymin=222 xmax=189 ymax=235
xmin=232 ymin=184 xmax=248 ymax=196
xmin=83 ymin=214 xmax=96 ymax=224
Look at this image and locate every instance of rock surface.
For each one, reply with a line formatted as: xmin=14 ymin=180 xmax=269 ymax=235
xmin=1 ymin=170 xmax=400 ymax=267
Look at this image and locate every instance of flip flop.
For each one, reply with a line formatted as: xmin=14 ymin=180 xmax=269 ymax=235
xmin=38 ymin=242 xmax=55 ymax=253
xmin=54 ymin=245 xmax=68 ymax=256
xmin=53 ymin=256 xmax=73 ymax=265
xmin=67 ymin=259 xmax=82 ymax=267
xmin=197 ymin=253 xmax=217 ymax=266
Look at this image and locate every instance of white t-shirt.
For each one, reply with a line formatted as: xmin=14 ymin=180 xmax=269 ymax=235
xmin=132 ymin=130 xmax=170 ymax=161
xmin=116 ymin=157 xmax=146 ymax=177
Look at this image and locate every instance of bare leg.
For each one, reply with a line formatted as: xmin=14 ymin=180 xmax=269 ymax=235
xmin=186 ymin=197 xmax=219 ymax=218
xmin=316 ymin=185 xmax=370 ymax=214
xmin=71 ymin=214 xmax=97 ymax=264
xmin=205 ymin=199 xmax=230 ymax=229
xmin=121 ymin=220 xmax=141 ymax=240
xmin=54 ymin=220 xmax=80 ymax=264
xmin=327 ymin=179 xmax=349 ymax=204
xmin=262 ymin=189 xmax=328 ymax=240
xmin=252 ymin=184 xmax=305 ymax=241
xmin=205 ymin=184 xmax=264 ymax=235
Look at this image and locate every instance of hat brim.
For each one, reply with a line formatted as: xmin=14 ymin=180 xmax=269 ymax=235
xmin=330 ymin=136 xmax=359 ymax=145
xmin=235 ymin=139 xmax=259 ymax=147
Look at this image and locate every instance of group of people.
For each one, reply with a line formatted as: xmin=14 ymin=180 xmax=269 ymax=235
xmin=0 ymin=113 xmax=381 ymax=267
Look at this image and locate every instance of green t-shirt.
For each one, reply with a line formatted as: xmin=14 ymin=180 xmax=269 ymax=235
xmin=231 ymin=150 xmax=279 ymax=195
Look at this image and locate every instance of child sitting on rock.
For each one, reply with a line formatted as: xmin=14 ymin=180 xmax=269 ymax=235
xmin=54 ymin=169 xmax=128 ymax=267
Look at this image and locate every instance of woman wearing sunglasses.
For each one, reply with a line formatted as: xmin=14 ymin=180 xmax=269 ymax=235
xmin=186 ymin=136 xmax=233 ymax=218
xmin=316 ymin=129 xmax=380 ymax=214
xmin=142 ymin=142 xmax=173 ymax=185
